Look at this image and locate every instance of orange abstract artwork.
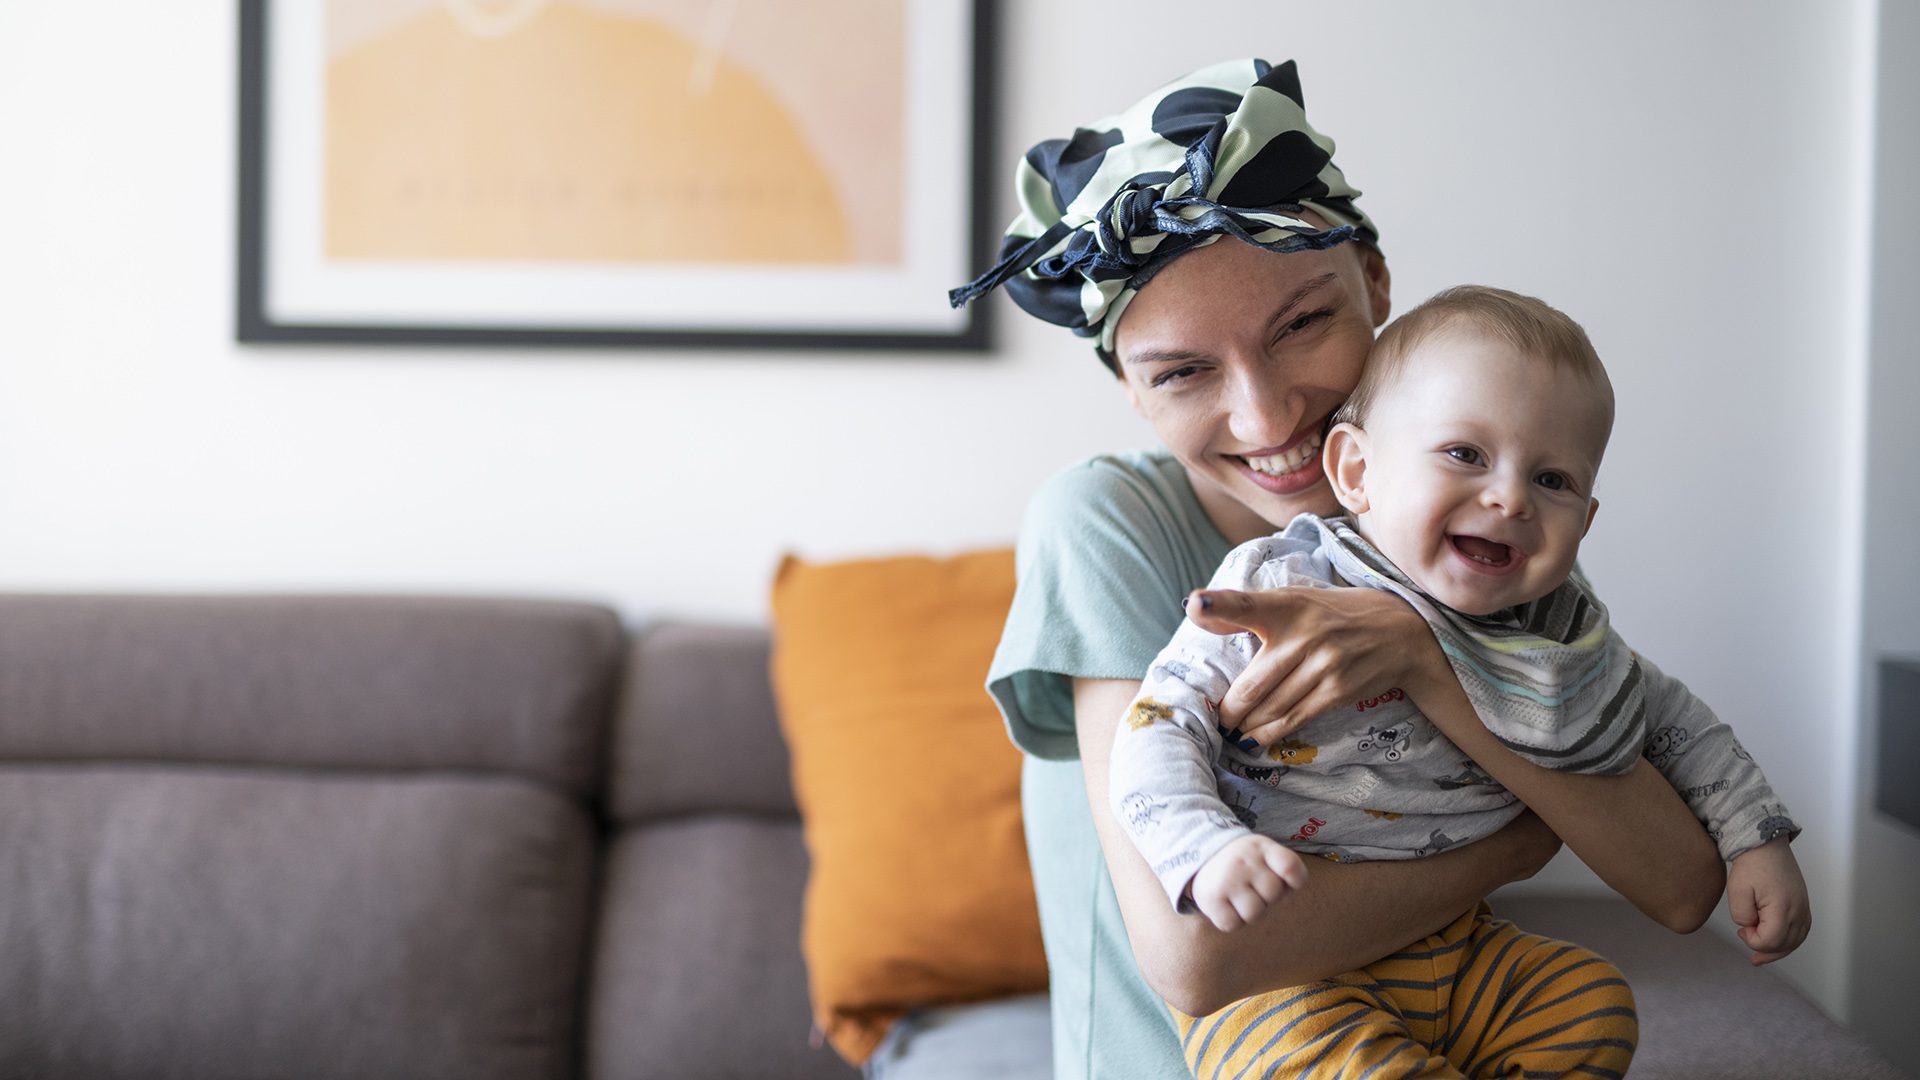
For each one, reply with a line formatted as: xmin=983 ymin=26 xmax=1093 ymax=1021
xmin=323 ymin=0 xmax=905 ymax=265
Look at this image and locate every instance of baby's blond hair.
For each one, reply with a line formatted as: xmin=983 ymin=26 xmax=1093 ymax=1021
xmin=1334 ymin=285 xmax=1613 ymax=437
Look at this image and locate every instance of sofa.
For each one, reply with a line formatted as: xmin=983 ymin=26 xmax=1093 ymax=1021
xmin=0 ymin=593 xmax=1905 ymax=1079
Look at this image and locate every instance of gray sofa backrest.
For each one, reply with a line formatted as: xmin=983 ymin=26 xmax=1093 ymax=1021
xmin=0 ymin=594 xmax=623 ymax=796
xmin=588 ymin=622 xmax=857 ymax=1080
xmin=0 ymin=595 xmax=858 ymax=1080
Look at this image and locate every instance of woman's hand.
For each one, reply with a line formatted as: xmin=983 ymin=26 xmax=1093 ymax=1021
xmin=1186 ymin=585 xmax=1439 ymax=746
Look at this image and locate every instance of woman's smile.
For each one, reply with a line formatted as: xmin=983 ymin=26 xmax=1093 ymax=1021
xmin=1235 ymin=427 xmax=1328 ymax=495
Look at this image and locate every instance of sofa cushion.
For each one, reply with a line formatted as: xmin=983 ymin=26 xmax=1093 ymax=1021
xmin=768 ymin=550 xmax=1047 ymax=1064
xmin=585 ymin=818 xmax=858 ymax=1080
xmin=608 ymin=623 xmax=799 ymax=823
xmin=0 ymin=764 xmax=595 ymax=1080
xmin=0 ymin=595 xmax=622 ymax=798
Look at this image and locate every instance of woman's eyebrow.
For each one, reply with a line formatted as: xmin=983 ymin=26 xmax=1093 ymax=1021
xmin=1123 ymin=346 xmax=1207 ymax=367
xmin=1263 ymin=273 xmax=1341 ymax=334
xmin=1123 ymin=273 xmax=1344 ymax=367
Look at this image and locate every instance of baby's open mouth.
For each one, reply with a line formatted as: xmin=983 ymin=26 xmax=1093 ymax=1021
xmin=1451 ymin=535 xmax=1515 ymax=567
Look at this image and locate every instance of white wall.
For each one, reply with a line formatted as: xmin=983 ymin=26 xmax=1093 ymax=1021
xmin=0 ymin=0 xmax=1893 ymax=1032
xmin=1850 ymin=0 xmax=1920 ymax=1072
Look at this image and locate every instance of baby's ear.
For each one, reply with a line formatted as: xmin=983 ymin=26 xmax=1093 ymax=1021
xmin=1583 ymin=496 xmax=1600 ymax=537
xmin=1325 ymin=422 xmax=1370 ymax=515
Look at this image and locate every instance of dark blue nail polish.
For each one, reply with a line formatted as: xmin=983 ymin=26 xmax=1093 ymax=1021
xmin=1199 ymin=594 xmax=1214 ymax=611
xmin=1238 ymin=738 xmax=1259 ymax=752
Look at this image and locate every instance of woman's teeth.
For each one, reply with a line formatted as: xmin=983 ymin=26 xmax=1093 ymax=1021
xmin=1244 ymin=435 xmax=1322 ymax=476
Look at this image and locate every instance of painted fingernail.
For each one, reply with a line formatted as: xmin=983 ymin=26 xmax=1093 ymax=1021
xmin=1198 ymin=594 xmax=1214 ymax=611
xmin=1238 ymin=738 xmax=1259 ymax=752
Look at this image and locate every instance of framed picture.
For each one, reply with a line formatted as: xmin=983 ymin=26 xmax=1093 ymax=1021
xmin=237 ymin=0 xmax=995 ymax=350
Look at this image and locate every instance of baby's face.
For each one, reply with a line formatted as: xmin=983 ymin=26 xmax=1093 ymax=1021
xmin=1340 ymin=331 xmax=1609 ymax=615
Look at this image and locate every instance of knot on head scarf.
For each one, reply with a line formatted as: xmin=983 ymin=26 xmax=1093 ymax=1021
xmin=949 ymin=58 xmax=1379 ymax=356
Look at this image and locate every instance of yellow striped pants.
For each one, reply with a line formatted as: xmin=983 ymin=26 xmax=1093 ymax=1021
xmin=1174 ymin=904 xmax=1637 ymax=1079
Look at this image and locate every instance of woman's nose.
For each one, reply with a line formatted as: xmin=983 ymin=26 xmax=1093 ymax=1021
xmin=1224 ymin=367 xmax=1299 ymax=447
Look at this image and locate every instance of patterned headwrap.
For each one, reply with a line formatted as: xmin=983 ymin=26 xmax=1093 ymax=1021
xmin=949 ymin=58 xmax=1379 ymax=358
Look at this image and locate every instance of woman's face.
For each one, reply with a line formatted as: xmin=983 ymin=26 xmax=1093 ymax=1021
xmin=1111 ymin=235 xmax=1392 ymax=544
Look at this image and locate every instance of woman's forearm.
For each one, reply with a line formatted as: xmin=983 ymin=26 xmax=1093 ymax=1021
xmin=1074 ymin=678 xmax=1552 ymax=1014
xmin=1403 ymin=651 xmax=1725 ymax=931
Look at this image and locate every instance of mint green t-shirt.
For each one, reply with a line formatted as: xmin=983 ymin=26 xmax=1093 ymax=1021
xmin=986 ymin=449 xmax=1232 ymax=1080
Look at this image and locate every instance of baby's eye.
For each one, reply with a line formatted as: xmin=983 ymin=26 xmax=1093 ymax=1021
xmin=1535 ymin=471 xmax=1570 ymax=491
xmin=1446 ymin=447 xmax=1482 ymax=465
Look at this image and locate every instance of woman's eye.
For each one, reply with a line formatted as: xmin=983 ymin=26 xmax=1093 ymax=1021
xmin=1446 ymin=447 xmax=1482 ymax=465
xmin=1282 ymin=310 xmax=1330 ymax=336
xmin=1535 ymin=472 xmax=1569 ymax=491
xmin=1151 ymin=365 xmax=1199 ymax=388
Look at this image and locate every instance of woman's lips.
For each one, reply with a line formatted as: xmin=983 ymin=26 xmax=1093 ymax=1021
xmin=1236 ymin=429 xmax=1325 ymax=495
xmin=1239 ymin=454 xmax=1326 ymax=494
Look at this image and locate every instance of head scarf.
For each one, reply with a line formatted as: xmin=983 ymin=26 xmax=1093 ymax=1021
xmin=949 ymin=58 xmax=1379 ymax=356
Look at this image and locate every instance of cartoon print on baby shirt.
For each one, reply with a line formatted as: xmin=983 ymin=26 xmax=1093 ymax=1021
xmin=1415 ymin=829 xmax=1463 ymax=858
xmin=1645 ymin=724 xmax=1690 ymax=767
xmin=1361 ymin=808 xmax=1404 ymax=821
xmin=1433 ymin=761 xmax=1499 ymax=790
xmin=1227 ymin=631 xmax=1260 ymax=663
xmin=1268 ymin=738 xmax=1319 ymax=766
xmin=1354 ymin=688 xmax=1405 ymax=713
xmin=1351 ymin=722 xmax=1413 ymax=762
xmin=1127 ymin=698 xmax=1174 ymax=731
xmin=1119 ymin=791 xmax=1168 ymax=835
xmin=1755 ymin=804 xmax=1797 ymax=844
xmin=1159 ymin=659 xmax=1196 ymax=683
xmin=1224 ymin=761 xmax=1289 ymax=787
xmin=1215 ymin=793 xmax=1259 ymax=832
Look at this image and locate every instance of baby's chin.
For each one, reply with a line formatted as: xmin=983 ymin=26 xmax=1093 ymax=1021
xmin=1414 ymin=572 xmax=1526 ymax=618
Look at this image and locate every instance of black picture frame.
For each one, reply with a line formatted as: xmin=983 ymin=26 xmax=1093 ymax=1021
xmin=237 ymin=0 xmax=996 ymax=351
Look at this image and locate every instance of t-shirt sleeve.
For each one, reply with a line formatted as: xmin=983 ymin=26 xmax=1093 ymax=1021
xmin=1637 ymin=653 xmax=1802 ymax=862
xmin=988 ymin=461 xmax=1218 ymax=760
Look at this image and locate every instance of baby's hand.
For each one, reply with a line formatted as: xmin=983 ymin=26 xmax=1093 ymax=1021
xmin=1187 ymin=834 xmax=1308 ymax=932
xmin=1726 ymin=838 xmax=1811 ymax=965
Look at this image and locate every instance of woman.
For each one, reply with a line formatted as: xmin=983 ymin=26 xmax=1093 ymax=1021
xmin=952 ymin=58 xmax=1724 ymax=1077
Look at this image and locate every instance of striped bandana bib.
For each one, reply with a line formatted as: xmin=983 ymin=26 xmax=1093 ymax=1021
xmin=1309 ymin=515 xmax=1647 ymax=775
xmin=948 ymin=58 xmax=1378 ymax=355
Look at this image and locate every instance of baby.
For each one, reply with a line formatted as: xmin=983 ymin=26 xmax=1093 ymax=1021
xmin=1111 ymin=285 xmax=1809 ymax=1071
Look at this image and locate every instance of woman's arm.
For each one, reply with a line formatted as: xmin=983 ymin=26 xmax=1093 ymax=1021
xmin=1075 ymin=677 xmax=1560 ymax=1016
xmin=1191 ymin=588 xmax=1725 ymax=934
xmin=1401 ymin=658 xmax=1726 ymax=932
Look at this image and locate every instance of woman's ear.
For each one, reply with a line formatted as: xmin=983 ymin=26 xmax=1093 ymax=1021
xmin=1360 ymin=246 xmax=1392 ymax=328
xmin=1325 ymin=422 xmax=1371 ymax=515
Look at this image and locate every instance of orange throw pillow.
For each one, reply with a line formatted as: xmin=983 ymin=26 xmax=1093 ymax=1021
xmin=770 ymin=549 xmax=1047 ymax=1065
